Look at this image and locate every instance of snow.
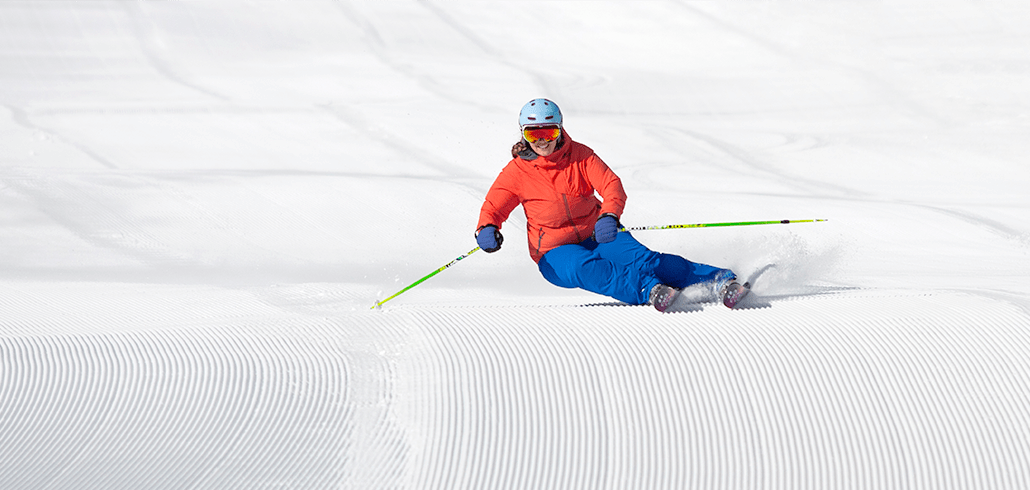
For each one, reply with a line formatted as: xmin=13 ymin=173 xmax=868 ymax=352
xmin=2 ymin=1 xmax=1029 ymax=489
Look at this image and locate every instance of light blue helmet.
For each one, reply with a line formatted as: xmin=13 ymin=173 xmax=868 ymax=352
xmin=519 ymin=98 xmax=562 ymax=128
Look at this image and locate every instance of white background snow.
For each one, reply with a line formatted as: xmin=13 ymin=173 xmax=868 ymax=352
xmin=2 ymin=1 xmax=1030 ymax=489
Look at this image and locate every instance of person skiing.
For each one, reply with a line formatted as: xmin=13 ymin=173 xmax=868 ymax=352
xmin=475 ymin=98 xmax=749 ymax=311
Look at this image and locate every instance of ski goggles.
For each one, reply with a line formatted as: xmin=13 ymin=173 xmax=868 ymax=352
xmin=522 ymin=125 xmax=561 ymax=144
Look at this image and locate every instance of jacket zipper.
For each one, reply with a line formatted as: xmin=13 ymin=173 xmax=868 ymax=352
xmin=561 ymin=194 xmax=583 ymax=243
xmin=535 ymin=226 xmax=545 ymax=257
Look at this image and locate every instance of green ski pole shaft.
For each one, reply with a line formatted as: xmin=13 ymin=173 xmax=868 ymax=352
xmin=621 ymin=219 xmax=827 ymax=232
xmin=372 ymin=247 xmax=481 ymax=309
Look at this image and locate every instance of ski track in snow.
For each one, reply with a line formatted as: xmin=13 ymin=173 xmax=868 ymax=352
xmin=396 ymin=291 xmax=1030 ymax=489
xmin=3 ymin=287 xmax=1030 ymax=489
xmin=0 ymin=284 xmax=365 ymax=489
xmin=0 ymin=324 xmax=353 ymax=488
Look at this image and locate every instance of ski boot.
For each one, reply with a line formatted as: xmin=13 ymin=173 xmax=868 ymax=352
xmin=720 ymin=280 xmax=751 ymax=309
xmin=649 ymin=284 xmax=681 ymax=313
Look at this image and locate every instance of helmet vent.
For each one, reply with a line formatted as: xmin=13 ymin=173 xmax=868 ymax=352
xmin=519 ymin=98 xmax=562 ymax=128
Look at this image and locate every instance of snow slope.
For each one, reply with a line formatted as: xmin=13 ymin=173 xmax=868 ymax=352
xmin=2 ymin=2 xmax=1030 ymax=489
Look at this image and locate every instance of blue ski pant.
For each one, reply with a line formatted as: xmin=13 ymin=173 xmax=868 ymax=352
xmin=537 ymin=231 xmax=733 ymax=305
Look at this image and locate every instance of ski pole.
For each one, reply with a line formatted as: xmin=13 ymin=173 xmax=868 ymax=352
xmin=372 ymin=247 xmax=481 ymax=309
xmin=621 ymin=219 xmax=827 ymax=232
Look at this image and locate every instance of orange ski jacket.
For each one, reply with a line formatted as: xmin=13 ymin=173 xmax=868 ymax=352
xmin=477 ymin=132 xmax=627 ymax=263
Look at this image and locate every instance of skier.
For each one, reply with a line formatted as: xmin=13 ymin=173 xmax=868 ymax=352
xmin=475 ymin=98 xmax=749 ymax=311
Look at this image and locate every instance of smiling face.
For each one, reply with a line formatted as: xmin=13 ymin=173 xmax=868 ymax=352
xmin=530 ymin=137 xmax=558 ymax=156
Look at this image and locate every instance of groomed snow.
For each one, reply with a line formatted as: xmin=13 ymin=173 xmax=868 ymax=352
xmin=2 ymin=2 xmax=1029 ymax=489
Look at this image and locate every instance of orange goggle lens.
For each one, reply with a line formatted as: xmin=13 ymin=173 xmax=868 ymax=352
xmin=523 ymin=126 xmax=561 ymax=143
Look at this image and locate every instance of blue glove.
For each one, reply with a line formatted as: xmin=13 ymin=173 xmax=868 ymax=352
xmin=594 ymin=214 xmax=619 ymax=244
xmin=476 ymin=225 xmax=503 ymax=253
